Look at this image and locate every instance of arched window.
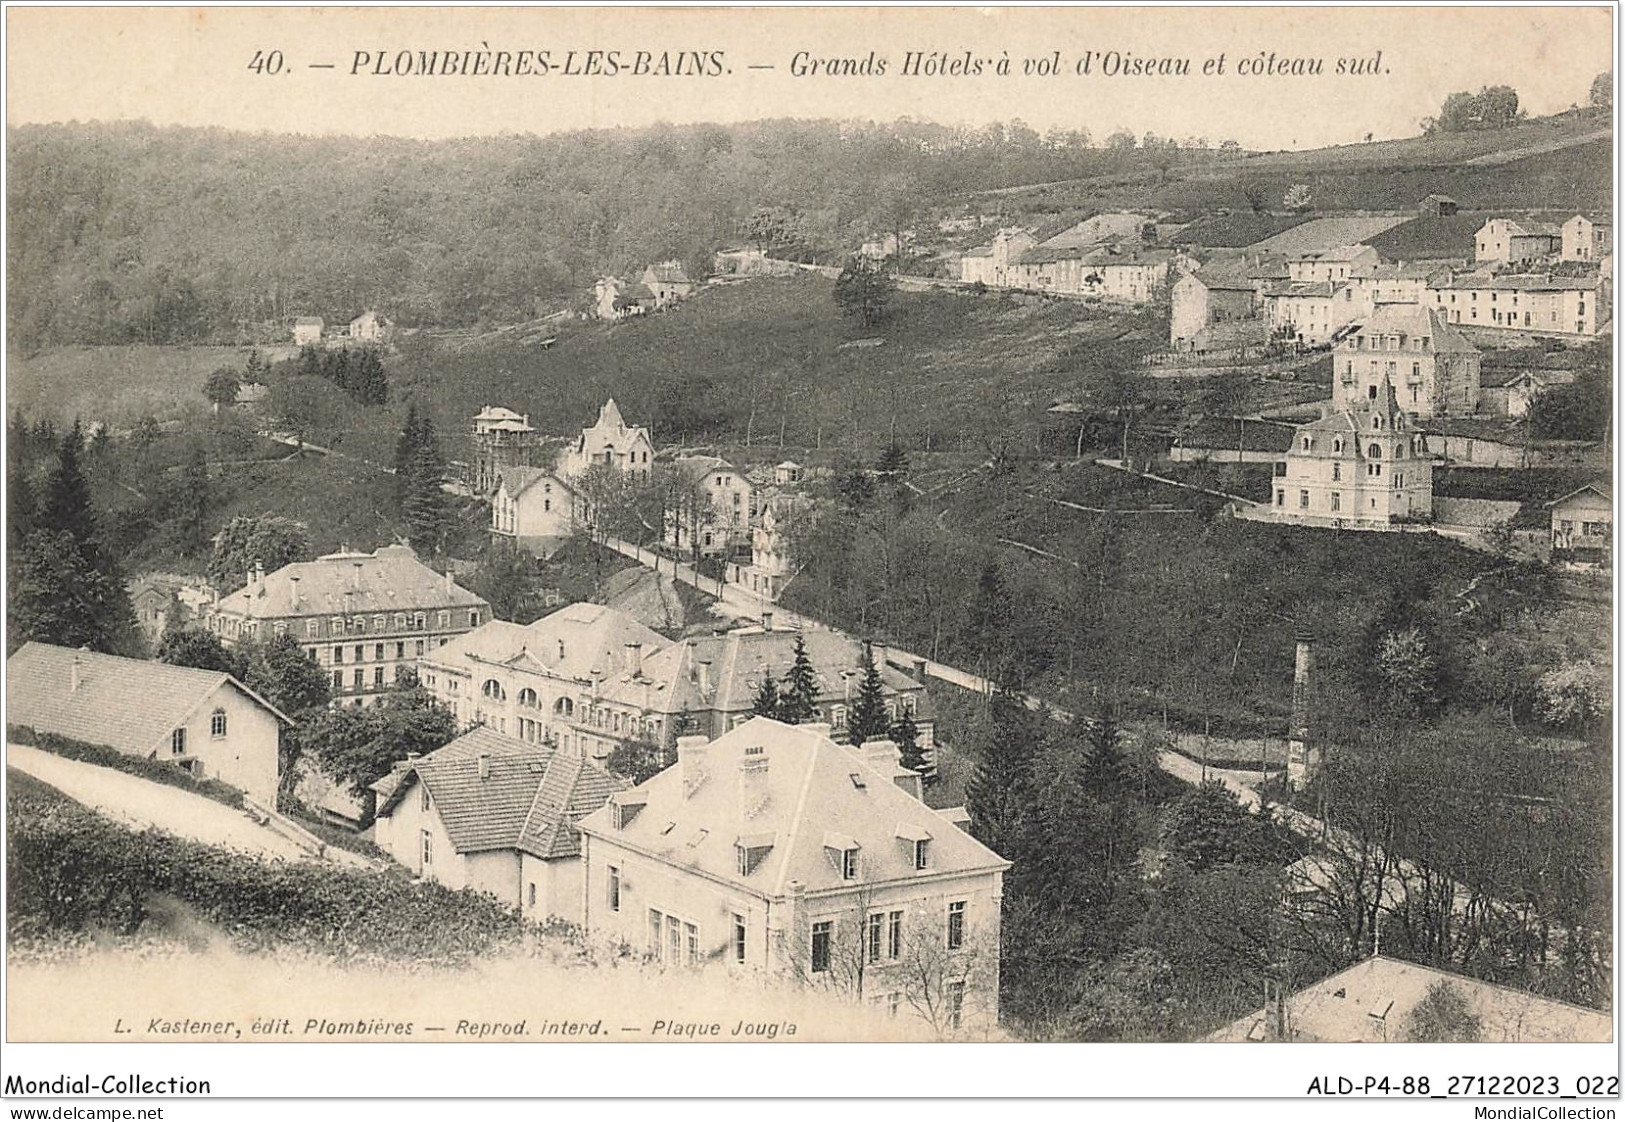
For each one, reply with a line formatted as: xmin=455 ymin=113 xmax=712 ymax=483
xmin=519 ymin=687 xmax=539 ymax=709
xmin=554 ymin=697 xmax=574 ymax=717
xmin=1367 ymin=443 xmax=1382 ymax=459
xmin=210 ymin=709 xmax=228 ymax=738
xmin=1301 ymin=436 xmax=1312 ymax=451
xmin=482 ymin=679 xmax=506 ymax=702
xmin=1332 ymin=438 xmax=1344 ymax=454
xmin=1372 ymin=416 xmax=1383 ymax=430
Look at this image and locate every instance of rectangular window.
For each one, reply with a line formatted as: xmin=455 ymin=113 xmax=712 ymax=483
xmin=354 ymin=644 xmax=364 ymax=662
xmin=210 ymin=710 xmax=228 ymax=738
xmin=438 ymin=610 xmax=451 ymax=629
xmin=649 ymin=909 xmax=664 ymax=958
xmin=375 ymin=643 xmax=385 ymax=661
xmin=469 ymin=610 xmax=481 ymax=628
xmin=396 ymin=642 xmax=406 ymax=659
xmin=947 ymin=980 xmax=965 ymax=1029
xmin=667 ymin=915 xmax=682 ymax=965
xmin=395 ymin=613 xmax=407 ymax=630
xmin=306 ymin=620 xmax=319 ymax=638
xmin=887 ymin=992 xmax=901 ymax=1018
xmin=332 ymin=670 xmax=344 ymax=692
xmin=811 ymin=921 xmax=832 ymax=973
xmin=171 ymin=728 xmax=187 ymax=755
xmin=915 ymin=839 xmax=930 ymax=870
xmin=415 ymin=639 xmax=425 ymax=657
xmin=867 ymin=913 xmax=884 ymax=964
xmin=1298 ymin=490 xmax=1309 ymax=509
xmin=608 ymin=866 xmax=621 ymax=912
xmin=353 ymin=668 xmax=364 ymax=690
xmin=374 ymin=667 xmax=385 ymax=688
xmin=733 ymin=914 xmax=747 ymax=964
xmin=888 ymin=911 xmax=903 ymax=959
xmin=842 ymin=848 xmax=860 ymax=880
xmin=420 ymin=786 xmax=430 ymax=812
xmin=527 ymin=883 xmax=536 ymax=907
xmin=947 ymin=901 xmax=965 ymax=950
xmin=333 ymin=645 xmax=344 ymax=664
xmin=685 ymin=922 xmax=699 ymax=966
xmin=420 ymin=830 xmax=432 ymax=867
xmin=1330 ymin=492 xmax=1341 ymax=512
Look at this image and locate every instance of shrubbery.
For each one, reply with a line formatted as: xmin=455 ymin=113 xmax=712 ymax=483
xmin=7 ymin=772 xmax=528 ymax=965
xmin=8 ymin=726 xmax=245 ymax=810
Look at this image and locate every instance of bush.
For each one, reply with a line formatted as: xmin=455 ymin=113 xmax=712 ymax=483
xmin=8 ymin=725 xmax=245 ymax=810
xmin=6 ymin=772 xmax=529 ymax=965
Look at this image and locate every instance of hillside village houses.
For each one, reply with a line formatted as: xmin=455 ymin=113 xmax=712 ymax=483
xmin=1251 ymin=379 xmax=1433 ymax=530
xmin=291 ymin=316 xmax=323 ymax=345
xmin=959 ymin=214 xmax=1179 ymax=303
xmin=640 ymin=260 xmax=696 ymax=308
xmin=575 ymin=717 xmax=1009 ymax=1031
xmin=595 ymin=261 xmax=696 ymax=321
xmin=666 ymin=454 xmax=754 ymax=556
xmin=1430 ymin=270 xmax=1607 ymax=336
xmin=1561 ymin=213 xmax=1612 ymax=263
xmin=1547 ymin=482 xmax=1612 ymax=567
xmin=489 ymin=398 xmax=654 ymax=554
xmin=420 ymin=603 xmax=938 ymax=765
xmin=1475 ymin=217 xmax=1562 ymax=265
xmin=1331 ymin=305 xmax=1482 ymax=420
xmin=348 ymin=310 xmax=391 ymax=343
xmin=726 ymin=491 xmax=813 ymax=601
xmin=471 ymin=405 xmax=540 ymax=495
xmin=370 ymin=725 xmax=624 ymax=923
xmin=201 ymin=543 xmax=490 ymax=707
xmin=7 ymin=642 xmax=289 ymax=806
xmin=1169 ymin=260 xmax=1257 ymax=350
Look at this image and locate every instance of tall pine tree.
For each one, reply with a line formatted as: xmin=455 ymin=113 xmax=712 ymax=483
xmin=396 ymin=404 xmax=450 ymax=554
xmin=966 ymin=683 xmax=1039 ymax=861
xmin=891 ymin=708 xmax=929 ymax=777
xmin=848 ymin=640 xmax=890 ymax=745
xmin=751 ymin=675 xmax=781 ymax=719
xmin=778 ymin=633 xmax=819 ymax=723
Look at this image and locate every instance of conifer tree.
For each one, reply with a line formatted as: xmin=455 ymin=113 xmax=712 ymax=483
xmin=891 ymin=708 xmax=929 ymax=777
xmin=848 ymin=640 xmax=890 ymax=745
xmin=779 ymin=633 xmax=819 ymax=723
xmin=966 ymin=683 xmax=1038 ymax=859
xmin=751 ymin=675 xmax=781 ymax=719
xmin=1082 ymin=706 xmax=1127 ymax=799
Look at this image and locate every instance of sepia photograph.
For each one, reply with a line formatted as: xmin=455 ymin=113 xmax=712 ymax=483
xmin=1 ymin=3 xmax=1617 ymax=1112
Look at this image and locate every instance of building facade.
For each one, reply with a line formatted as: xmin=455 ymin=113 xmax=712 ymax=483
xmin=203 ymin=544 xmax=490 ymax=707
xmin=1430 ymin=272 xmax=1607 ymax=336
xmin=1547 ymin=483 xmax=1611 ymax=567
xmin=6 ymin=642 xmax=288 ymax=806
xmin=576 ymin=718 xmax=1010 ymax=1034
xmin=471 ymin=406 xmax=539 ymax=495
xmin=1331 ymin=306 xmax=1481 ymax=419
xmin=371 ymin=726 xmax=622 ymax=923
xmin=558 ymin=398 xmax=655 ymax=482
xmin=1474 ymin=218 xmax=1562 ymax=265
xmin=1561 ymin=214 xmax=1613 ymax=263
xmin=959 ymin=228 xmax=1038 ymax=287
xmin=1264 ymin=383 xmax=1433 ymax=529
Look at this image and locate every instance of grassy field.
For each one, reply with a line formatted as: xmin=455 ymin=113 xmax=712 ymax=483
xmin=371 ymin=275 xmax=1161 ymax=468
xmin=8 ymin=344 xmax=252 ymax=427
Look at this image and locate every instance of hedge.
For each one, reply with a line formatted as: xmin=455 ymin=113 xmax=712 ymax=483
xmin=8 ymin=725 xmax=245 ymax=810
xmin=7 ymin=771 xmax=528 ymax=965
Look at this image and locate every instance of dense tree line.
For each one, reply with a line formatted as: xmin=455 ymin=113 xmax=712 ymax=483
xmin=9 ymin=118 xmax=1229 ymax=350
xmin=292 ymin=345 xmax=389 ymax=405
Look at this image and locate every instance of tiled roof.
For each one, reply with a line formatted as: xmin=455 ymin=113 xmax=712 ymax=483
xmin=669 ymin=454 xmax=736 ymax=484
xmin=1341 ymin=306 xmax=1478 ymax=354
xmin=6 ymin=642 xmax=291 ymax=757
xmin=603 ymin=627 xmax=923 ymax=716
xmin=577 ymin=717 xmax=1008 ymax=896
xmin=214 ymin=543 xmax=488 ymax=620
xmin=1434 ymin=271 xmax=1602 ymax=293
xmin=1293 ymin=244 xmax=1375 ymax=263
xmin=960 ymin=245 xmax=993 ymax=258
xmin=498 ymin=465 xmax=571 ymax=501
xmin=1547 ymin=482 xmax=1612 ymax=508
xmin=429 ymin=603 xmax=669 ymax=684
xmin=294 ymin=317 xmax=323 ymax=326
xmin=1263 ymin=280 xmax=1343 ymax=298
xmin=375 ymin=726 xmax=623 ymax=858
xmin=646 ymin=261 xmax=693 ymax=284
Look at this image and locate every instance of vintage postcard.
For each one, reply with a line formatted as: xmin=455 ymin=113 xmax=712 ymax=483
xmin=2 ymin=3 xmax=1617 ymax=1112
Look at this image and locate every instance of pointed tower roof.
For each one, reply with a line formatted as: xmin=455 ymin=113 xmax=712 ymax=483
xmin=597 ymin=398 xmax=627 ymax=430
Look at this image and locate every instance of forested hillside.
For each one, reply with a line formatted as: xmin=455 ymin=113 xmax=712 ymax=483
xmin=7 ymin=118 xmax=1187 ymax=350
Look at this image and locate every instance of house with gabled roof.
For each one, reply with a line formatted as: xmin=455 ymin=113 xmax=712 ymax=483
xmin=1561 ymin=214 xmax=1612 ymax=264
xmin=558 ymin=398 xmax=655 ymax=482
xmin=490 ymin=465 xmax=583 ymax=556
xmin=371 ymin=726 xmax=624 ymax=922
xmin=577 ymin=717 xmax=1010 ymax=1033
xmin=664 ymin=454 xmax=753 ymax=556
xmin=1475 ymin=218 xmax=1562 ymax=266
xmin=1209 ymin=953 xmax=1610 ymax=1042
xmin=641 ymin=260 xmax=697 ymax=308
xmin=6 ymin=642 xmax=290 ymax=805
xmin=291 ymin=316 xmax=324 ymax=345
xmin=1547 ymin=482 xmax=1611 ymax=567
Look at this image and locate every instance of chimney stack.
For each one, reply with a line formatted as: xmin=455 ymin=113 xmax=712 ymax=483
xmin=289 ymin=574 xmax=301 ymax=610
xmin=1286 ymin=632 xmax=1318 ymax=790
xmin=697 ymin=659 xmax=712 ymax=697
xmin=352 ymin=560 xmax=363 ymax=592
xmin=625 ymin=641 xmax=642 ymax=674
xmin=677 ymin=734 xmax=711 ymax=798
xmin=913 ymin=658 xmax=928 ymax=682
xmin=761 ymin=612 xmax=774 ymax=631
xmin=445 ymin=568 xmax=454 ymax=593
xmin=70 ymin=654 xmax=83 ymax=694
xmin=253 ymin=560 xmax=265 ymax=590
xmin=478 ymin=752 xmax=491 ymax=781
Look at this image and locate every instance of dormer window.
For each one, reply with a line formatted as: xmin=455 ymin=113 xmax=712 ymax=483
xmin=611 ymin=797 xmax=646 ymax=830
xmin=843 ymin=848 xmax=860 ymax=879
xmin=735 ymin=832 xmax=775 ymax=875
xmin=915 ymin=839 xmax=930 ymax=869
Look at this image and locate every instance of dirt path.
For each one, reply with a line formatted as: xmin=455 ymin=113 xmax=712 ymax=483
xmin=7 ymin=744 xmax=369 ymax=868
